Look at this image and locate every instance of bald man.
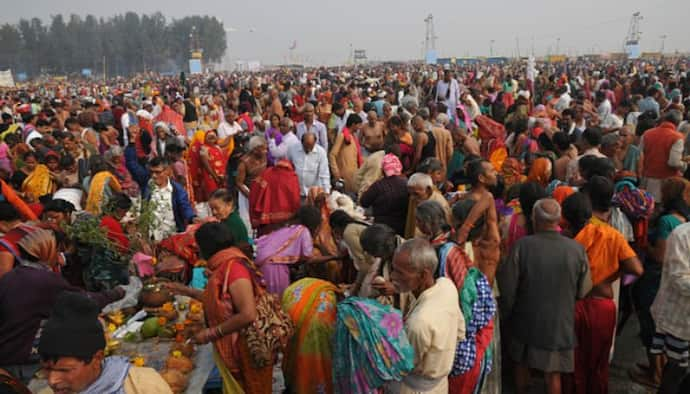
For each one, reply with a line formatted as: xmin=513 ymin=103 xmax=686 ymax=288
xmin=499 ymin=198 xmax=592 ymax=394
xmin=361 ymin=110 xmax=385 ymax=155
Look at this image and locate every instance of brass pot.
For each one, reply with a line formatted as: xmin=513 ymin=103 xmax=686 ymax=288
xmin=140 ymin=283 xmax=174 ymax=307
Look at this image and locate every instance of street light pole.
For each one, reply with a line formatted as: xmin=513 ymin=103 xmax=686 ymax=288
xmin=556 ymin=37 xmax=560 ymax=54
xmin=490 ymin=40 xmax=495 ymax=57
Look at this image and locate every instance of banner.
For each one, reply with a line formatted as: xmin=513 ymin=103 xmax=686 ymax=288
xmin=0 ymin=70 xmax=15 ymax=87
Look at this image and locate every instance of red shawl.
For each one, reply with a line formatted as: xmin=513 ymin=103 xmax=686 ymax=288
xmin=155 ymin=105 xmax=186 ymax=136
xmin=249 ymin=160 xmax=301 ymax=228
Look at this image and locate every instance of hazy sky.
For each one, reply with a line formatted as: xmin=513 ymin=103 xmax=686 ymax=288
xmin=1 ymin=0 xmax=688 ymax=65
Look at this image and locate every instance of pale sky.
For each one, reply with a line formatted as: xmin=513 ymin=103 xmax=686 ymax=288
xmin=1 ymin=0 xmax=688 ymax=65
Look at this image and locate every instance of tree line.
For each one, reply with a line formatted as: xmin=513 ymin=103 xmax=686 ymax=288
xmin=0 ymin=12 xmax=227 ymax=78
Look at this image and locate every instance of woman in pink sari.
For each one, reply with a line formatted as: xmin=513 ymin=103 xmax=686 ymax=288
xmin=254 ymin=206 xmax=339 ymax=296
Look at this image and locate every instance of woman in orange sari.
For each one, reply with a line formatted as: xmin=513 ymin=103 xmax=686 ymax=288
xmin=191 ymin=130 xmax=228 ymax=202
xmin=164 ymin=222 xmax=272 ymax=394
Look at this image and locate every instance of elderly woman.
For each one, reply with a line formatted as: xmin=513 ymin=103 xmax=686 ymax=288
xmin=208 ymin=188 xmax=250 ymax=256
xmin=236 ymin=136 xmax=268 ymax=233
xmin=153 ymin=122 xmax=177 ymax=158
xmin=360 ymin=153 xmax=409 ymax=236
xmin=104 ymin=145 xmax=140 ymax=197
xmin=404 ymin=172 xmax=451 ymax=238
xmin=164 ymin=223 xmax=272 ymax=394
xmin=329 ymin=114 xmax=363 ymax=194
xmin=0 ymin=229 xmax=124 ymax=383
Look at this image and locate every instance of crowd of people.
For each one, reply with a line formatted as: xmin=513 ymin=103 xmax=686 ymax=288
xmin=0 ymin=57 xmax=690 ymax=394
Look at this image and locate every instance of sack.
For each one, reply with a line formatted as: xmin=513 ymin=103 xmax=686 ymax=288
xmin=241 ymin=286 xmax=294 ymax=368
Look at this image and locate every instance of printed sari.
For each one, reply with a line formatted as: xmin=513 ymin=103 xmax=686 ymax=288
xmin=333 ymin=298 xmax=414 ymax=393
xmin=448 ymin=268 xmax=496 ymax=394
xmin=281 ymin=278 xmax=339 ymax=394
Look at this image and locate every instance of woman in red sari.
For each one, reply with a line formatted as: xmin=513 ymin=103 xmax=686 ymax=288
xmin=191 ymin=130 xmax=228 ymax=202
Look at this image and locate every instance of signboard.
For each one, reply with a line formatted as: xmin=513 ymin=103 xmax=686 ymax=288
xmin=425 ymin=50 xmax=438 ymax=65
xmin=625 ymin=43 xmax=641 ymax=59
xmin=189 ymin=59 xmax=202 ymax=74
xmin=0 ymin=70 xmax=15 ymax=87
xmin=81 ymin=68 xmax=92 ymax=77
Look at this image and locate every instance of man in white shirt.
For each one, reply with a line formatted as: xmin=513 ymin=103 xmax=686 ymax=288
xmin=555 ymin=86 xmax=572 ymax=113
xmin=217 ymin=109 xmax=243 ymax=141
xmin=288 ymin=131 xmax=331 ymax=197
xmin=268 ymin=117 xmax=300 ymax=162
xmin=596 ymin=91 xmax=612 ymax=120
xmin=435 ymin=69 xmax=461 ymax=120
xmin=296 ymin=103 xmax=328 ymax=151
xmin=144 ymin=157 xmax=196 ymax=241
xmin=391 ymin=238 xmax=465 ymax=394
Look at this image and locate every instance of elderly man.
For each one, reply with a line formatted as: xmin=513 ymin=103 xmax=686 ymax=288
xmin=500 ymin=198 xmax=592 ymax=394
xmin=288 ymin=131 xmax=331 ymax=198
xmin=405 ymin=173 xmax=451 ymax=238
xmin=37 ymin=292 xmax=171 ymax=393
xmin=296 ymin=103 xmax=328 ymax=151
xmin=640 ymin=110 xmax=687 ymax=202
xmin=391 ymin=238 xmax=465 ymax=394
xmin=268 ymin=117 xmax=300 ymax=162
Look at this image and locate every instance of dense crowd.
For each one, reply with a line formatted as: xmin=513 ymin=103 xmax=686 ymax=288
xmin=0 ymin=58 xmax=690 ymax=394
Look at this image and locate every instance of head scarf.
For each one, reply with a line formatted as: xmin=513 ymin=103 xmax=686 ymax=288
xmin=552 ymin=185 xmax=575 ymax=205
xmin=18 ymin=228 xmax=58 ymax=265
xmin=382 ymin=153 xmax=403 ymax=177
xmin=527 ymin=157 xmax=551 ymax=187
xmin=501 ymin=158 xmax=526 ymax=190
xmin=546 ymin=179 xmax=567 ymax=196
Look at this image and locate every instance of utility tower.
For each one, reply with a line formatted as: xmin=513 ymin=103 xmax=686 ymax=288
xmin=623 ymin=12 xmax=643 ymax=59
xmin=624 ymin=12 xmax=643 ymax=48
xmin=424 ymin=14 xmax=437 ymax=60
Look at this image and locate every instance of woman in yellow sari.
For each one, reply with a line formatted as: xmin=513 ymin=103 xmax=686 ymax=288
xmin=21 ymin=152 xmax=56 ymax=202
xmin=84 ymin=157 xmax=122 ymax=215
